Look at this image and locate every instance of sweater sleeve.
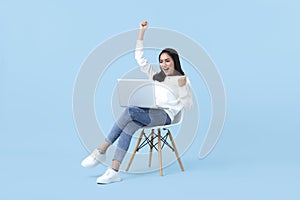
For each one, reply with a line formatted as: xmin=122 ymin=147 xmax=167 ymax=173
xmin=135 ymin=40 xmax=157 ymax=79
xmin=178 ymin=78 xmax=193 ymax=110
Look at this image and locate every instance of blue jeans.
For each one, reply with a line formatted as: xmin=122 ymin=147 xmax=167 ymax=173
xmin=106 ymin=106 xmax=171 ymax=164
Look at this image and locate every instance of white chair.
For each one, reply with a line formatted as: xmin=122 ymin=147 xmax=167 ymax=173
xmin=125 ymin=111 xmax=184 ymax=176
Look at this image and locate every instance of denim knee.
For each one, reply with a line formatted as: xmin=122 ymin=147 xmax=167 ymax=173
xmin=128 ymin=106 xmax=151 ymax=125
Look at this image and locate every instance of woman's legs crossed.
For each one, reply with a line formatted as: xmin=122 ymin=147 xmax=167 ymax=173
xmin=103 ymin=107 xmax=151 ymax=149
xmin=96 ymin=106 xmax=171 ymax=170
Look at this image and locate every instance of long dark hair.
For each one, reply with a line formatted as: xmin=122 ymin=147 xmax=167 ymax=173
xmin=153 ymin=48 xmax=185 ymax=82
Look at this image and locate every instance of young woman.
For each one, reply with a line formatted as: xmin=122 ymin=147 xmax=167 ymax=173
xmin=81 ymin=21 xmax=193 ymax=184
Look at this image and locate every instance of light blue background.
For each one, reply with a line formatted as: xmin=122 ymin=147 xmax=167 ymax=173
xmin=1 ymin=0 xmax=299 ymax=199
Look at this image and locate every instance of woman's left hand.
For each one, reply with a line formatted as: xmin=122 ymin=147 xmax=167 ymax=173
xmin=178 ymin=76 xmax=187 ymax=87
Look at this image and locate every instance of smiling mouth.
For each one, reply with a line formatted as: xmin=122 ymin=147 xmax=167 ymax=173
xmin=162 ymin=67 xmax=169 ymax=71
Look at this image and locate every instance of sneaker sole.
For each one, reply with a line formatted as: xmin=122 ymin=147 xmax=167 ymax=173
xmin=97 ymin=178 xmax=121 ymax=184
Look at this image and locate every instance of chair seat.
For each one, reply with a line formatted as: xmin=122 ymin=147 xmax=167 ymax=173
xmin=143 ymin=110 xmax=183 ymax=129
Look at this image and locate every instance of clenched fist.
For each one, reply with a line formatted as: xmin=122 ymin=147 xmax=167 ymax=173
xmin=178 ymin=76 xmax=187 ymax=87
xmin=139 ymin=21 xmax=148 ymax=30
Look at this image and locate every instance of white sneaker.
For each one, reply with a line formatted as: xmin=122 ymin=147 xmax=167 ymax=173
xmin=96 ymin=168 xmax=121 ymax=184
xmin=81 ymin=149 xmax=106 ymax=168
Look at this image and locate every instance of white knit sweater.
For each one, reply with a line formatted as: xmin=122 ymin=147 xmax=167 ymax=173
xmin=135 ymin=40 xmax=193 ymax=121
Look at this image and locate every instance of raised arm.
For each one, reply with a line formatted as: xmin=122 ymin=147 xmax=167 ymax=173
xmin=135 ymin=21 xmax=156 ymax=79
xmin=138 ymin=21 xmax=148 ymax=40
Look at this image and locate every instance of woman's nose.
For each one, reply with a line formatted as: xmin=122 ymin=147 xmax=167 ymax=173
xmin=162 ymin=61 xmax=167 ymax=66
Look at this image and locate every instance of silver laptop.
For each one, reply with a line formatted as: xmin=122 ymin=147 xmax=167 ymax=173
xmin=117 ymin=79 xmax=157 ymax=108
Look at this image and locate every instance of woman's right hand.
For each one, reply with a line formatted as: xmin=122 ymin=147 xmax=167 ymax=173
xmin=139 ymin=21 xmax=148 ymax=30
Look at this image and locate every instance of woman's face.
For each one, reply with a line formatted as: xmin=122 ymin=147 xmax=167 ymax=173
xmin=159 ymin=53 xmax=175 ymax=76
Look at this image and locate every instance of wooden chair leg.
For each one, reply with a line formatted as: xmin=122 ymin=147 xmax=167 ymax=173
xmin=157 ymin=128 xmax=163 ymax=176
xmin=148 ymin=129 xmax=155 ymax=167
xmin=125 ymin=129 xmax=144 ymax=171
xmin=168 ymin=130 xmax=184 ymax=171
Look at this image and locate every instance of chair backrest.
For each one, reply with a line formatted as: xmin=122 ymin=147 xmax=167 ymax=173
xmin=171 ymin=110 xmax=183 ymax=125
